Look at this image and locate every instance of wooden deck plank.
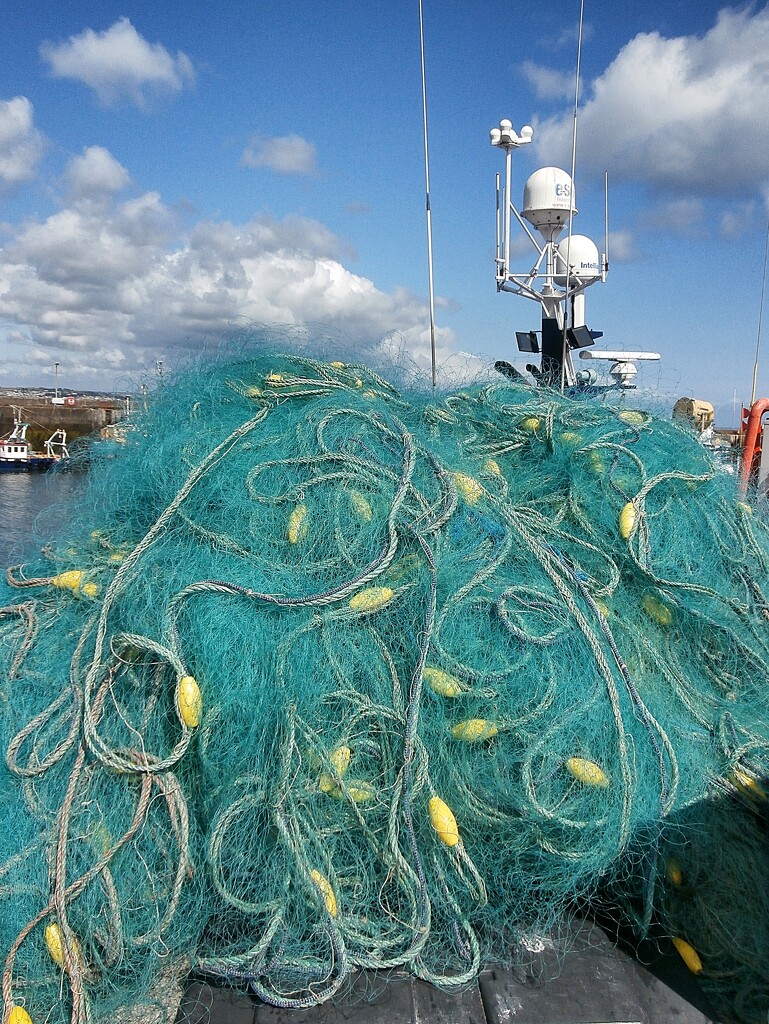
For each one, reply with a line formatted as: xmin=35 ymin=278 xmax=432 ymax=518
xmin=180 ymin=971 xmax=487 ymax=1024
xmin=177 ymin=922 xmax=716 ymax=1024
xmin=478 ymin=920 xmax=715 ymax=1024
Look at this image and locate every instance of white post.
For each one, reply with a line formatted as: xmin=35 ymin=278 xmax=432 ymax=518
xmin=503 ymin=146 xmax=513 ymax=282
xmin=573 ymin=293 xmax=586 ymax=328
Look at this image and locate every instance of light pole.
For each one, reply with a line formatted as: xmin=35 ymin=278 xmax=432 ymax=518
xmin=54 ymin=362 xmax=59 ymax=400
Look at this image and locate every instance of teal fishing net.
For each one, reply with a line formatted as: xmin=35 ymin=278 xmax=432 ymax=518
xmin=1 ymin=352 xmax=768 ymax=1024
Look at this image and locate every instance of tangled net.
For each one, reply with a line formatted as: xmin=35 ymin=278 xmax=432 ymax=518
xmin=1 ymin=352 xmax=768 ymax=1024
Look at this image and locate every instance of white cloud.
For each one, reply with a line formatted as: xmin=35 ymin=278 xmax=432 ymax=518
xmin=719 ymin=201 xmax=756 ymax=239
xmin=40 ymin=18 xmax=195 ymax=108
xmin=643 ymin=197 xmax=704 ymax=234
xmin=241 ymin=134 xmax=317 ymax=176
xmin=0 ymin=97 xmax=45 ymax=187
xmin=606 ymin=229 xmax=636 ymax=262
xmin=522 ymin=61 xmax=573 ymax=101
xmin=534 ymin=7 xmax=769 ymax=196
xmin=552 ymin=22 xmax=594 ymax=50
xmin=65 ymin=146 xmax=131 ymax=201
xmin=0 ymin=189 xmax=446 ymax=385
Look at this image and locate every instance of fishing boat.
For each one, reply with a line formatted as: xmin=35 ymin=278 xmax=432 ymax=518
xmin=0 ymin=418 xmax=69 ymax=472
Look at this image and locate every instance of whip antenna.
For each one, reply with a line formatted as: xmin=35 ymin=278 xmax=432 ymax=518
xmin=419 ymin=0 xmax=438 ymax=387
xmin=750 ymin=213 xmax=769 ymax=407
xmin=561 ymin=0 xmax=586 ymax=391
xmin=604 ymin=170 xmax=609 ymax=274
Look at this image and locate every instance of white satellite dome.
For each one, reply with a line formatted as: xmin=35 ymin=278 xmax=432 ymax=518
xmin=554 ymin=235 xmax=601 ymax=287
xmin=522 ymin=168 xmax=577 ymax=238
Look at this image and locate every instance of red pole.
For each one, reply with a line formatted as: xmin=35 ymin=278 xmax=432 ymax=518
xmin=739 ymin=398 xmax=769 ymax=496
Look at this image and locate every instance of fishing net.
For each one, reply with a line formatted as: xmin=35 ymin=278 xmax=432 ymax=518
xmin=1 ymin=350 xmax=768 ymax=1024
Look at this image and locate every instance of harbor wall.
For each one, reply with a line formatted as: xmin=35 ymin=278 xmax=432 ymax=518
xmin=0 ymin=396 xmax=128 ymax=443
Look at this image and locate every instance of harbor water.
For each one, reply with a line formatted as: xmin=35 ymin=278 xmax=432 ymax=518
xmin=0 ymin=470 xmax=87 ymax=567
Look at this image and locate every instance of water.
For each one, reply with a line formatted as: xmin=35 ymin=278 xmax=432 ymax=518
xmin=0 ymin=471 xmax=87 ymax=567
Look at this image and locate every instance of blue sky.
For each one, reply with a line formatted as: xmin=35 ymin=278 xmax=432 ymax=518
xmin=1 ymin=1 xmax=768 ymax=424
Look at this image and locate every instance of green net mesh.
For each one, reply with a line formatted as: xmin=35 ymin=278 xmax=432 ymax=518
xmin=1 ymin=352 xmax=768 ymax=1024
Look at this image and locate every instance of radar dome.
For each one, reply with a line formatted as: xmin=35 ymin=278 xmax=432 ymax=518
xmin=554 ymin=235 xmax=601 ymax=287
xmin=522 ymin=168 xmax=576 ymax=240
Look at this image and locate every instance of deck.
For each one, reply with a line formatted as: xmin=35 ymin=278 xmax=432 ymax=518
xmin=177 ymin=919 xmax=716 ymax=1024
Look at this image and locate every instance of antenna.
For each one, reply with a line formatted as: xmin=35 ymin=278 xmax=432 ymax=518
xmin=750 ymin=212 xmax=769 ymax=407
xmin=604 ymin=171 xmax=609 ymax=276
xmin=419 ymin=0 xmax=437 ymax=387
xmin=579 ymin=349 xmax=660 ymax=388
xmin=495 ymin=173 xmax=501 ymax=268
xmin=560 ymin=0 xmax=586 ymax=391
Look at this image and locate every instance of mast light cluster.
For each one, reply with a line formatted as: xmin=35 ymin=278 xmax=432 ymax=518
xmin=490 ymin=118 xmax=603 ymax=308
xmin=489 ymin=119 xmax=533 ymax=149
xmin=490 ymin=118 xmax=658 ymax=388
